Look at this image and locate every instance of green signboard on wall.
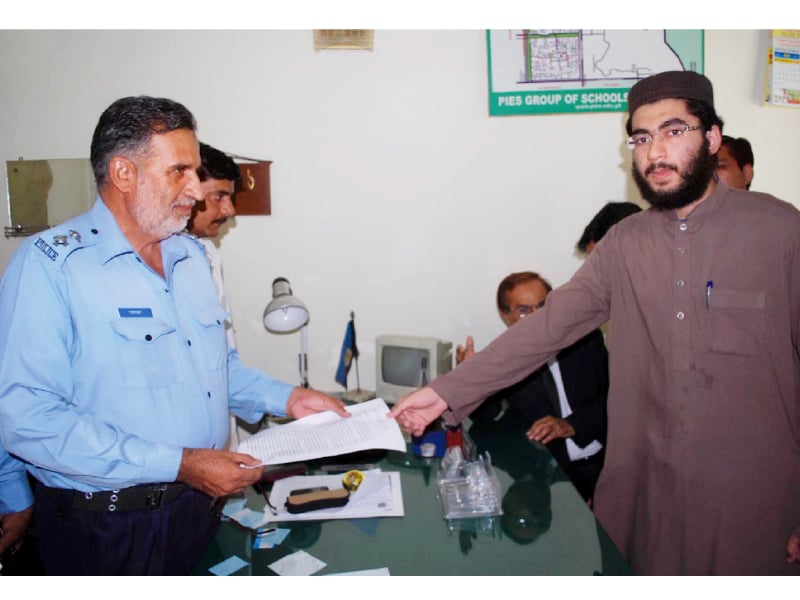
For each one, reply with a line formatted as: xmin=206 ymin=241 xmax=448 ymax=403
xmin=487 ymin=29 xmax=705 ymax=116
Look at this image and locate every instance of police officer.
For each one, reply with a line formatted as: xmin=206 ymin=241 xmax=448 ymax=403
xmin=0 ymin=96 xmax=348 ymax=575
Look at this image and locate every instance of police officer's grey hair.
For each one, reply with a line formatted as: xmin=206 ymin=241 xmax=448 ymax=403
xmin=90 ymin=96 xmax=196 ymax=191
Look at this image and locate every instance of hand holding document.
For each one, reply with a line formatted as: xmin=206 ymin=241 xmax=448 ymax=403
xmin=238 ymin=398 xmax=405 ymax=465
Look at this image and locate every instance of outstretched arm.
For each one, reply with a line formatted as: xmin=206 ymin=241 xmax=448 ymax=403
xmin=285 ymin=387 xmax=349 ymax=420
xmin=387 ymin=387 xmax=448 ymax=436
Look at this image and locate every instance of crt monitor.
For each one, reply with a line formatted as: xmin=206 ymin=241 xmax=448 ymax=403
xmin=375 ymin=335 xmax=453 ymax=405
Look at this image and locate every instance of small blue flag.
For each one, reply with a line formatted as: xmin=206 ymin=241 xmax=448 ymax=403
xmin=335 ymin=316 xmax=359 ymax=388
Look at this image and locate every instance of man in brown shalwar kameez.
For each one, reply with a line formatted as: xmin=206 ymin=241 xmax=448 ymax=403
xmin=389 ymin=71 xmax=800 ymax=575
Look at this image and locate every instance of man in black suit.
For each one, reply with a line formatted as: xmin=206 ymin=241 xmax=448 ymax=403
xmin=458 ymin=272 xmax=608 ymax=503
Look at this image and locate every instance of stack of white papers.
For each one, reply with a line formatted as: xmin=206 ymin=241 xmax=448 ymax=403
xmin=238 ymin=398 xmax=406 ymax=465
xmin=265 ymin=469 xmax=404 ymax=523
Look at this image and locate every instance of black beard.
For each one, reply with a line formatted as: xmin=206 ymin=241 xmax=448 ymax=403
xmin=632 ymin=137 xmax=716 ymax=211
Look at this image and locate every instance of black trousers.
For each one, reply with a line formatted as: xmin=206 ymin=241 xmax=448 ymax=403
xmin=34 ymin=483 xmax=221 ymax=575
xmin=562 ymin=449 xmax=605 ymax=503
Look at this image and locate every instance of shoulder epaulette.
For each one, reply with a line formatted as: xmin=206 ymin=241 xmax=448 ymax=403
xmin=32 ymin=220 xmax=97 ymax=268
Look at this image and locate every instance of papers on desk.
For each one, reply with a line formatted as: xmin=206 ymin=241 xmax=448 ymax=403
xmin=238 ymin=398 xmax=405 ymax=465
xmin=268 ymin=550 xmax=327 ymax=576
xmin=209 ymin=555 xmax=249 ymax=576
xmin=264 ymin=469 xmax=404 ymax=523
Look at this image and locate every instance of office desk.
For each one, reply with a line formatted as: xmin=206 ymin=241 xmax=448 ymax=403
xmin=193 ymin=414 xmax=631 ymax=576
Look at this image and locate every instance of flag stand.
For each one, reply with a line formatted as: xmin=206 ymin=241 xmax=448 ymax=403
xmin=338 ymin=311 xmax=375 ymax=403
xmin=342 ymin=388 xmax=376 ymax=403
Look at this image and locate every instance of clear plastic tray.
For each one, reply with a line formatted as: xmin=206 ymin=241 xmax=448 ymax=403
xmin=435 ymin=450 xmax=503 ymax=519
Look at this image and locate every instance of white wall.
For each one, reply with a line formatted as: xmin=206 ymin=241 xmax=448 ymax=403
xmin=1 ymin=30 xmax=797 ymax=393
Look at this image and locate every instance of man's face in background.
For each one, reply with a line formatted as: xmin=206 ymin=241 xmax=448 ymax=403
xmin=189 ymin=178 xmax=235 ymax=239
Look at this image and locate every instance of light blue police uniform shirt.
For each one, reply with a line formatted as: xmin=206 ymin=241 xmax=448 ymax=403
xmin=0 ymin=446 xmax=33 ymax=512
xmin=0 ymin=199 xmax=294 ymax=492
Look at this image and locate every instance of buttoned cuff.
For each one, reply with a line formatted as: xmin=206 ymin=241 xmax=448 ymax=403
xmin=263 ymin=380 xmax=296 ymax=417
xmin=142 ymin=443 xmax=184 ymax=484
xmin=0 ymin=475 xmax=34 ymax=513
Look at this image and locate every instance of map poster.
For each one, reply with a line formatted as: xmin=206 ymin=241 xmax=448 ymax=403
xmin=487 ymin=30 xmax=705 ymax=116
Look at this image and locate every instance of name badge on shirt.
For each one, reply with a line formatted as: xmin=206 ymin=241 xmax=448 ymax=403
xmin=118 ymin=307 xmax=153 ymax=318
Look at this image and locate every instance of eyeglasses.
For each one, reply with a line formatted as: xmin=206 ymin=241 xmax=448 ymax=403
xmin=513 ymin=299 xmax=546 ymax=319
xmin=626 ymin=124 xmax=703 ymax=150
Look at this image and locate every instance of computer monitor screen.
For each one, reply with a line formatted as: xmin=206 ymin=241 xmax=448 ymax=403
xmin=382 ymin=345 xmax=430 ymax=387
xmin=376 ymin=335 xmax=452 ymax=404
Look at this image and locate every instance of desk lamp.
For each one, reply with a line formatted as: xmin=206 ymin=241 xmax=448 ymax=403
xmin=263 ymin=277 xmax=309 ymax=388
